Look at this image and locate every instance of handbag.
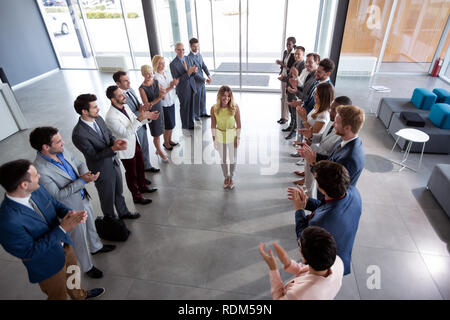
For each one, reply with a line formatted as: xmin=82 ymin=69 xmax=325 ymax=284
xmin=95 ymin=216 xmax=130 ymax=242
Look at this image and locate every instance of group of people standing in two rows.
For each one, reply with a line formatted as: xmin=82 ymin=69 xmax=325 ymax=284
xmin=258 ymin=36 xmax=367 ymax=299
xmin=0 ymin=37 xmax=241 ymax=299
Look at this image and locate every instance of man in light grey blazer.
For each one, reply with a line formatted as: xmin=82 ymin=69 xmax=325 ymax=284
xmin=30 ymin=126 xmax=116 ymax=279
xmin=188 ymin=38 xmax=212 ymax=121
xmin=72 ymin=93 xmax=141 ymax=220
xmin=113 ymin=71 xmax=160 ymax=174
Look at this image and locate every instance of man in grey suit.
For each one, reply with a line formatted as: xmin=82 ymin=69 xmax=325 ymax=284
xmin=30 ymin=126 xmax=116 ymax=279
xmin=170 ymin=42 xmax=198 ymax=135
xmin=113 ymin=71 xmax=160 ymax=174
xmin=188 ymin=38 xmax=212 ymax=121
xmin=72 ymin=93 xmax=141 ymax=220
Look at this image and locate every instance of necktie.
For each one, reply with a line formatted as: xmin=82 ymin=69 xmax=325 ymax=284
xmin=182 ymin=59 xmax=188 ymax=71
xmin=92 ymin=121 xmax=105 ymax=141
xmin=29 ymin=198 xmax=47 ymax=223
xmin=126 ymin=91 xmax=139 ymax=110
xmin=326 ymin=124 xmax=334 ymax=136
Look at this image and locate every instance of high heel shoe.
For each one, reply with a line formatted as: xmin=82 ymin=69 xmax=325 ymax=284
xmin=163 ymin=144 xmax=173 ymax=151
xmin=155 ymin=151 xmax=169 ymax=163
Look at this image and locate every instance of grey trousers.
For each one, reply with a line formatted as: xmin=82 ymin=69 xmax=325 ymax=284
xmin=68 ymin=198 xmax=103 ymax=273
xmin=94 ymin=161 xmax=130 ymax=218
xmin=217 ymin=142 xmax=237 ymax=178
xmin=136 ymin=124 xmax=153 ymax=170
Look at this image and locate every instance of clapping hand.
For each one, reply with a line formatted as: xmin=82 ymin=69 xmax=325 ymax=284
xmin=287 ymin=185 xmax=308 ymax=211
xmin=298 ymin=128 xmax=312 ymax=139
xmin=258 ymin=243 xmax=278 ymax=271
xmin=273 ymin=243 xmax=292 ymax=269
xmin=287 ymin=100 xmax=303 ymax=107
xmin=288 ymin=78 xmax=298 ymax=88
xmin=60 ymin=210 xmax=87 ymax=232
xmin=112 ymin=139 xmax=127 ymax=151
xmin=149 ymin=111 xmax=159 ymax=120
xmin=80 ymin=171 xmax=100 ymax=183
xmin=296 ymin=143 xmax=316 ymax=165
xmin=296 ymin=105 xmax=307 ymax=120
xmin=170 ymin=78 xmax=179 ymax=88
xmin=291 ymin=67 xmax=299 ymax=78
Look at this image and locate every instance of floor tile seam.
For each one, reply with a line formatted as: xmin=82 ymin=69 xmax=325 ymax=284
xmin=349 ymin=261 xmax=363 ymax=300
xmin=416 ymin=251 xmax=445 ymax=300
xmin=125 ymin=276 xmax=255 ymax=298
xmin=353 ymin=243 xmax=421 ymax=255
xmin=130 ymin=220 xmax=297 ymax=240
xmin=396 ymin=205 xmax=450 ymax=258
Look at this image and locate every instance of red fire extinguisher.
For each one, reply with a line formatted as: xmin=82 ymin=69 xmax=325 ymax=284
xmin=430 ymin=58 xmax=443 ymax=77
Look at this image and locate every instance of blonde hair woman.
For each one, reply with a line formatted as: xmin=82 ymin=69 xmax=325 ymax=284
xmin=151 ymin=55 xmax=179 ymax=151
xmin=138 ymin=64 xmax=168 ymax=162
xmin=211 ymin=86 xmax=241 ymax=189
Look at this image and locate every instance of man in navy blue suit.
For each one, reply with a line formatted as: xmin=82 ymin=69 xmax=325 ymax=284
xmin=288 ymin=160 xmax=362 ymax=275
xmin=188 ymin=37 xmax=212 ymax=121
xmin=0 ymin=159 xmax=104 ymax=300
xmin=170 ymin=42 xmax=198 ymax=136
xmin=299 ymin=104 xmax=365 ymax=187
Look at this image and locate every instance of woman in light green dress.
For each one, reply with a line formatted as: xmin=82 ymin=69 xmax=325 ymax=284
xmin=211 ymin=86 xmax=241 ymax=189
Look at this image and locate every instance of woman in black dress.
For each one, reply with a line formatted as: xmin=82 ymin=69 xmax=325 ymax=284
xmin=139 ymin=64 xmax=168 ymax=163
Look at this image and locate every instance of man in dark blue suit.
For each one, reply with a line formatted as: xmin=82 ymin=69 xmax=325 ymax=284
xmin=188 ymin=37 xmax=212 ymax=120
xmin=0 ymin=159 xmax=104 ymax=299
xmin=288 ymin=161 xmax=362 ymax=275
xmin=299 ymin=104 xmax=365 ymax=187
xmin=170 ymin=42 xmax=198 ymax=136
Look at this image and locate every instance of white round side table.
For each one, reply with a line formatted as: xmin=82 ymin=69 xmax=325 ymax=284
xmin=390 ymin=128 xmax=430 ymax=172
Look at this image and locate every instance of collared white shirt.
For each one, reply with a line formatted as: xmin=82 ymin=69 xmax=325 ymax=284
xmin=6 ymin=194 xmax=32 ymax=210
xmin=319 ymin=77 xmax=330 ymax=84
xmin=297 ymin=68 xmax=309 ymax=88
xmin=80 ymin=117 xmax=96 ymax=130
xmin=340 ymin=135 xmax=359 ymax=149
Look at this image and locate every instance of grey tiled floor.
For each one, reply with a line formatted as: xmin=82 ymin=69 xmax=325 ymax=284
xmin=0 ymin=70 xmax=449 ymax=300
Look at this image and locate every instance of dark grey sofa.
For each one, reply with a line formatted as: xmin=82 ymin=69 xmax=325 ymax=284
xmin=427 ymin=164 xmax=450 ymax=217
xmin=377 ymin=98 xmax=450 ymax=154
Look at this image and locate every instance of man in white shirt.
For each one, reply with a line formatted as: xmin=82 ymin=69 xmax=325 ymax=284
xmin=113 ymin=71 xmax=161 ymax=174
xmin=104 ymin=85 xmax=158 ymax=205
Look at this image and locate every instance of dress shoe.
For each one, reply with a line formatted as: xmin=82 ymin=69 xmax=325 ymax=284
xmin=279 ymin=119 xmax=288 ymax=124
xmin=91 ymin=244 xmax=116 ymax=255
xmin=86 ymin=288 xmax=105 ymax=300
xmin=119 ymin=212 xmax=141 ymax=219
xmin=277 ymin=118 xmax=283 ymax=123
xmin=294 ymin=171 xmax=305 ymax=177
xmin=145 ymin=167 xmax=160 ymax=173
xmin=133 ymin=198 xmax=152 ymax=205
xmin=140 ymin=187 xmax=157 ymax=194
xmin=145 ymin=178 xmax=152 ymax=185
xmin=290 ymin=152 xmax=301 ymax=157
xmin=85 ymin=266 xmax=103 ymax=279
xmin=285 ymin=132 xmax=295 ymax=140
xmin=293 ymin=179 xmax=305 ymax=185
xmin=282 ymin=126 xmax=293 ymax=132
xmin=201 ymin=114 xmax=211 ymax=118
xmin=169 ymin=141 xmax=179 ymax=146
xmin=296 ymin=159 xmax=305 ymax=166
